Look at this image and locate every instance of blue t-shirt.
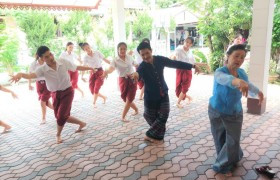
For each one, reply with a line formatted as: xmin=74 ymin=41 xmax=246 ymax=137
xmin=209 ymin=66 xmax=259 ymax=115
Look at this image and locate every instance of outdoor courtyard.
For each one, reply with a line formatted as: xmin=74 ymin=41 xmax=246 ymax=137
xmin=0 ymin=70 xmax=279 ymax=180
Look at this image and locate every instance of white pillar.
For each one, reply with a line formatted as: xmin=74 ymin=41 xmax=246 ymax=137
xmin=151 ymin=0 xmax=156 ymax=50
xmin=112 ymin=0 xmax=126 ymax=56
xmin=247 ymin=0 xmax=275 ymax=114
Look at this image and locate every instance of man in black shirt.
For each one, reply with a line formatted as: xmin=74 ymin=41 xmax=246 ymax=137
xmin=130 ymin=42 xmax=202 ymax=143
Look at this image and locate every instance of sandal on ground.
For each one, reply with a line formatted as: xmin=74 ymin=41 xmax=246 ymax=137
xmin=255 ymin=166 xmax=276 ymax=178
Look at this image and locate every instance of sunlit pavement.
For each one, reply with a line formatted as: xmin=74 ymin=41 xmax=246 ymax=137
xmin=0 ymin=69 xmax=279 ymax=180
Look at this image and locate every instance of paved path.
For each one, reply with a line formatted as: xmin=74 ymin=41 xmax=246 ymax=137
xmin=0 ymin=69 xmax=279 ymax=180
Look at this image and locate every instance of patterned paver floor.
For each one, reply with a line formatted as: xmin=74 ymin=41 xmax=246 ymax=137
xmin=0 ymin=69 xmax=279 ymax=180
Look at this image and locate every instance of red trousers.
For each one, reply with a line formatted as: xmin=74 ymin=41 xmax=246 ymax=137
xmin=36 ymin=80 xmax=51 ymax=103
xmin=119 ymin=77 xmax=137 ymax=102
xmin=175 ymin=69 xmax=192 ymax=100
xmin=137 ymin=80 xmax=144 ymax=89
xmin=51 ymin=87 xmax=74 ymax=126
xmin=89 ymin=69 xmax=104 ymax=94
xmin=68 ymin=70 xmax=79 ymax=89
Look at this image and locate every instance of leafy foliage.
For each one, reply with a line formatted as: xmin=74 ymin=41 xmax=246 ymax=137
xmin=0 ymin=19 xmax=19 ymax=74
xmin=132 ymin=12 xmax=153 ymax=40
xmin=61 ymin=11 xmax=93 ymax=43
xmin=14 ymin=11 xmax=56 ymax=56
xmin=272 ymin=0 xmax=280 ymax=65
xmin=192 ymin=49 xmax=207 ymax=63
xmin=181 ymin=0 xmax=253 ymax=71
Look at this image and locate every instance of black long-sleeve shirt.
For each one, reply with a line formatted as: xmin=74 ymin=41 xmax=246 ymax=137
xmin=137 ymin=55 xmax=194 ymax=101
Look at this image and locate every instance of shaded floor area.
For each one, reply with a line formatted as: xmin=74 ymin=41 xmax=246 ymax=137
xmin=0 ymin=69 xmax=279 ymax=180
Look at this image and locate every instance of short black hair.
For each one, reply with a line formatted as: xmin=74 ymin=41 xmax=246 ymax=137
xmin=185 ymin=36 xmax=194 ymax=44
xmin=141 ymin=38 xmax=150 ymax=44
xmin=226 ymin=44 xmax=247 ymax=56
xmin=137 ymin=42 xmax=152 ymax=53
xmin=36 ymin=46 xmax=50 ymax=58
xmin=117 ymin=42 xmax=127 ymax=49
xmin=79 ymin=42 xmax=89 ymax=50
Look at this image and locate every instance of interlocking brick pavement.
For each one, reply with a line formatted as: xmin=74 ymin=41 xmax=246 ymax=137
xmin=0 ymin=69 xmax=279 ymax=179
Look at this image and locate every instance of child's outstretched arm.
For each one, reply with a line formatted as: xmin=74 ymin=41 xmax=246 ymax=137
xmin=9 ymin=73 xmax=37 ymax=83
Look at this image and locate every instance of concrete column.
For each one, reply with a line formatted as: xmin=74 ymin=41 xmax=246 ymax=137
xmin=247 ymin=0 xmax=275 ymax=114
xmin=151 ymin=0 xmax=156 ymax=50
xmin=112 ymin=0 xmax=126 ymax=56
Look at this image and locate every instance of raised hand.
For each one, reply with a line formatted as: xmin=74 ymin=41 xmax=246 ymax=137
xmin=237 ymin=79 xmax=249 ymax=97
xmin=9 ymin=73 xmax=22 ymax=83
xmin=129 ymin=72 xmax=139 ymax=81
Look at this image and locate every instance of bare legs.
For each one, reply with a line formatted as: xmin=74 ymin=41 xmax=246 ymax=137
xmin=139 ymin=87 xmax=144 ymax=100
xmin=176 ymin=92 xmax=192 ymax=108
xmin=122 ymin=99 xmax=138 ymax=122
xmin=40 ymin=100 xmax=54 ymax=124
xmin=0 ymin=120 xmax=11 ymax=133
xmin=56 ymin=116 xmax=87 ymax=144
xmin=76 ymin=87 xmax=84 ymax=97
xmin=93 ymin=93 xmax=106 ymax=108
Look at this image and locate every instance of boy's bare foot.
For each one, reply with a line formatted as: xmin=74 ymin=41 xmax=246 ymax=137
xmin=103 ymin=97 xmax=107 ymax=104
xmin=122 ymin=118 xmax=129 ymax=122
xmin=76 ymin=122 xmax=87 ymax=133
xmin=40 ymin=119 xmax=46 ymax=125
xmin=93 ymin=104 xmax=97 ymax=108
xmin=132 ymin=110 xmax=138 ymax=116
xmin=56 ymin=136 xmax=63 ymax=144
xmin=2 ymin=125 xmax=11 ymax=133
xmin=176 ymin=103 xmax=183 ymax=109
xmin=186 ymin=96 xmax=192 ymax=103
xmin=144 ymin=135 xmax=163 ymax=144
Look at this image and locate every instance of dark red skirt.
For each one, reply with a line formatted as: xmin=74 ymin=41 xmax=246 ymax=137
xmin=51 ymin=87 xmax=74 ymax=126
xmin=119 ymin=77 xmax=137 ymax=102
xmin=175 ymin=69 xmax=192 ymax=100
xmin=68 ymin=70 xmax=79 ymax=89
xmin=36 ymin=80 xmax=51 ymax=102
xmin=89 ymin=69 xmax=104 ymax=94
xmin=137 ymin=80 xmax=144 ymax=89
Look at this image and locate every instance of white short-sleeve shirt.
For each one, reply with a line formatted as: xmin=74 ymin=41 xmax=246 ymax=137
xmin=35 ymin=59 xmax=77 ymax=92
xmin=83 ymin=51 xmax=104 ymax=69
xmin=59 ymin=51 xmax=79 ymax=65
xmin=111 ymin=55 xmax=136 ymax=77
xmin=29 ymin=60 xmax=45 ymax=81
xmin=175 ymin=45 xmax=195 ymax=65
xmin=133 ymin=48 xmax=143 ymax=65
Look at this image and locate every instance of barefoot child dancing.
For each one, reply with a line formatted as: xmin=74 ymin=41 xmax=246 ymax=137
xmin=10 ymin=46 xmax=95 ymax=143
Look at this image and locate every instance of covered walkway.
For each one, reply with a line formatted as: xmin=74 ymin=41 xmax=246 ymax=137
xmin=0 ymin=71 xmax=279 ymax=180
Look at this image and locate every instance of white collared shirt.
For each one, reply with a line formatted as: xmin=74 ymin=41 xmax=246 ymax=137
xmin=111 ymin=55 xmax=136 ymax=77
xmin=83 ymin=51 xmax=104 ymax=69
xmin=59 ymin=51 xmax=79 ymax=65
xmin=29 ymin=60 xmax=45 ymax=81
xmin=133 ymin=48 xmax=143 ymax=64
xmin=175 ymin=45 xmax=195 ymax=64
xmin=35 ymin=59 xmax=77 ymax=92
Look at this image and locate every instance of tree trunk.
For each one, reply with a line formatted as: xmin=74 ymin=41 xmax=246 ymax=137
xmin=207 ymin=35 xmax=214 ymax=53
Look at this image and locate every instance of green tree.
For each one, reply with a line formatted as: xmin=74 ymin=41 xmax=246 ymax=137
xmin=132 ymin=11 xmax=153 ymax=41
xmin=14 ymin=11 xmax=56 ymax=56
xmin=0 ymin=19 xmax=19 ymax=74
xmin=272 ymin=0 xmax=280 ymax=66
xmin=62 ymin=11 xmax=93 ymax=43
xmin=181 ymin=0 xmax=253 ymax=71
